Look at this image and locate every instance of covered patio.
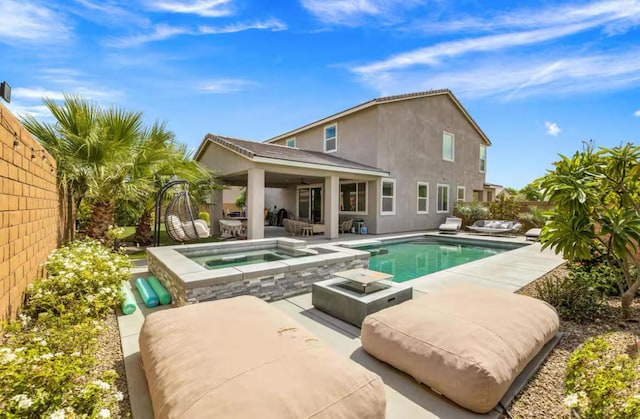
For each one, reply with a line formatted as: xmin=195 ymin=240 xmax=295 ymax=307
xmin=195 ymin=134 xmax=389 ymax=240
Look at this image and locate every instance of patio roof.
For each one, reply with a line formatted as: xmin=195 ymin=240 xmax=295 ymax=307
xmin=196 ymin=133 xmax=390 ymax=177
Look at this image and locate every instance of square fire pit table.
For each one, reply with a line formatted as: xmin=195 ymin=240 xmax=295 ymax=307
xmin=312 ymin=268 xmax=413 ymax=327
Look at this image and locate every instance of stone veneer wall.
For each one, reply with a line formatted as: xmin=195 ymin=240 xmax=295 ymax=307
xmin=149 ymin=255 xmax=367 ymax=306
xmin=0 ymin=104 xmax=59 ymax=321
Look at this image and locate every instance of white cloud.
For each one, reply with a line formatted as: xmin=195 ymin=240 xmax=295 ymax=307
xmin=545 ymin=122 xmax=561 ymax=136
xmin=634 ymin=109 xmax=640 ymax=116
xmin=12 ymin=88 xmax=66 ymax=101
xmin=195 ymin=79 xmax=253 ymax=93
xmin=106 ymin=24 xmax=191 ymax=47
xmin=109 ymin=18 xmax=286 ymax=47
xmin=0 ymin=0 xmax=71 ymax=45
xmin=353 ymin=50 xmax=640 ymax=99
xmin=6 ymin=103 xmax=52 ymax=119
xmin=199 ymin=19 xmax=286 ymax=34
xmin=353 ymin=21 xmax=609 ymax=76
xmin=412 ymin=0 xmax=640 ymax=35
xmin=300 ymin=0 xmax=422 ymax=25
xmin=348 ymin=1 xmax=640 ymax=99
xmin=148 ymin=0 xmax=233 ymax=17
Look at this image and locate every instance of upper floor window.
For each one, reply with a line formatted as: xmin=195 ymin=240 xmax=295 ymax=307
xmin=324 ymin=124 xmax=337 ymax=153
xmin=286 ymin=138 xmax=296 ymax=148
xmin=457 ymin=186 xmax=465 ymax=202
xmin=479 ymin=145 xmax=487 ymax=172
xmin=443 ymin=131 xmax=454 ymax=162
xmin=417 ymin=182 xmax=429 ymax=214
xmin=340 ymin=182 xmax=367 ymax=213
xmin=381 ymin=179 xmax=396 ymax=215
xmin=437 ymin=184 xmax=450 ymax=213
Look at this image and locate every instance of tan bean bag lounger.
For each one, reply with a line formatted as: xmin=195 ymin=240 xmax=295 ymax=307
xmin=361 ymin=286 xmax=559 ymax=414
xmin=139 ymin=295 xmax=386 ymax=419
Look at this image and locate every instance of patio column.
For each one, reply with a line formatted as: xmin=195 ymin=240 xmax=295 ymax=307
xmin=324 ymin=175 xmax=339 ymax=239
xmin=209 ymin=189 xmax=223 ymax=236
xmin=247 ymin=168 xmax=265 ymax=240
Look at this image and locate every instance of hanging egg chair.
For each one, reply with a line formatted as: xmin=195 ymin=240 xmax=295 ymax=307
xmin=164 ymin=190 xmax=210 ymax=243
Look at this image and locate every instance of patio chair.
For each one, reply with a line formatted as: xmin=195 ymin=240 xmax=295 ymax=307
xmin=340 ymin=219 xmax=354 ymax=234
xmin=438 ymin=217 xmax=462 ymax=234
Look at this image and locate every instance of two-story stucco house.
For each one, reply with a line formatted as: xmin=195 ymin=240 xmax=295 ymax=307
xmin=195 ymin=89 xmax=491 ymax=240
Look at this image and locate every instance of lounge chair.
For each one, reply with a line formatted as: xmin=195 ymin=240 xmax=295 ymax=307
xmin=525 ymin=228 xmax=542 ymax=241
xmin=219 ymin=219 xmax=243 ymax=238
xmin=438 ymin=217 xmax=462 ymax=234
xmin=361 ymin=286 xmax=560 ymax=414
xmin=140 ymin=296 xmax=386 ymax=418
xmin=467 ymin=220 xmax=522 ymax=235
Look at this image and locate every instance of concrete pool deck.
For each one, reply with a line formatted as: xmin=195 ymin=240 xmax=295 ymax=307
xmin=118 ymin=233 xmax=564 ymax=418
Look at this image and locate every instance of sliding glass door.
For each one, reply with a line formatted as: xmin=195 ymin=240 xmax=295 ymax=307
xmin=297 ymin=186 xmax=323 ymax=223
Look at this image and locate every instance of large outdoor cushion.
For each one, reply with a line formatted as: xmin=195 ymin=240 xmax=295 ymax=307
xmin=361 ymin=286 xmax=559 ymax=413
xmin=140 ymin=295 xmax=386 ymax=419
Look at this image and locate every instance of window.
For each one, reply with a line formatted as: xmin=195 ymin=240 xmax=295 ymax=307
xmin=437 ymin=184 xmax=450 ymax=213
xmin=417 ymin=182 xmax=429 ymax=214
xmin=443 ymin=131 xmax=454 ymax=161
xmin=340 ymin=182 xmax=367 ymax=213
xmin=324 ymin=124 xmax=337 ymax=152
xmin=479 ymin=145 xmax=487 ymax=172
xmin=286 ymin=138 xmax=296 ymax=148
xmin=381 ymin=179 xmax=396 ymax=215
xmin=457 ymin=186 xmax=465 ymax=202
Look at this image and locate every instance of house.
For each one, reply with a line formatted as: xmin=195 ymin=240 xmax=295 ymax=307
xmin=195 ymin=89 xmax=491 ymax=240
xmin=482 ymin=183 xmax=510 ymax=202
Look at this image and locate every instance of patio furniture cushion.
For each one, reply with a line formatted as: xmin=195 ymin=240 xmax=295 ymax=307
xmin=525 ymin=228 xmax=542 ymax=241
xmin=360 ymin=286 xmax=559 ymax=414
xmin=140 ymin=295 xmax=386 ymax=419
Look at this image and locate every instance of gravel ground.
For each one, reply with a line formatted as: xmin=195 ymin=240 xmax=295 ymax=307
xmin=510 ymin=265 xmax=640 ymax=419
xmin=96 ymin=311 xmax=131 ymax=418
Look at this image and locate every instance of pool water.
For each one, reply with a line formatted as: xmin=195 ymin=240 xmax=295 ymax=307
xmin=191 ymin=249 xmax=299 ymax=269
xmin=363 ymin=241 xmax=508 ymax=282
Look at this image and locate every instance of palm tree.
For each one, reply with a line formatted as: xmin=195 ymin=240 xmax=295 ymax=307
xmin=21 ymin=95 xmax=103 ymax=242
xmin=83 ymin=106 xmax=148 ymax=240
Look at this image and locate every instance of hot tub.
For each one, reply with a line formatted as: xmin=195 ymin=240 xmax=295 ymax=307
xmin=146 ymin=238 xmax=369 ymax=305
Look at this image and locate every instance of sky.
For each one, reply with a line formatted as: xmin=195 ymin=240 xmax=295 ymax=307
xmin=2 ymin=0 xmax=640 ymax=189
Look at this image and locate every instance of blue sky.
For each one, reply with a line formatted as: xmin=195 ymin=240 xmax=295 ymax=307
xmin=2 ymin=0 xmax=640 ymax=188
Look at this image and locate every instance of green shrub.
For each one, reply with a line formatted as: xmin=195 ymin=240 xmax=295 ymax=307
xmin=520 ymin=205 xmax=546 ymax=228
xmin=533 ymin=273 xmax=606 ymax=322
xmin=453 ymin=202 xmax=489 ymax=227
xmin=488 ymin=195 xmax=521 ymax=221
xmin=198 ymin=211 xmax=210 ymax=224
xmin=568 ymin=261 xmax=626 ymax=297
xmin=24 ymin=240 xmax=131 ymax=323
xmin=0 ymin=239 xmax=130 ymax=418
xmin=564 ymin=334 xmax=640 ymax=418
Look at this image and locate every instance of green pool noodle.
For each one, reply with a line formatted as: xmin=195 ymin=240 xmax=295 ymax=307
xmin=147 ymin=276 xmax=172 ymax=305
xmin=135 ymin=277 xmax=159 ymax=308
xmin=120 ymin=285 xmax=137 ymax=315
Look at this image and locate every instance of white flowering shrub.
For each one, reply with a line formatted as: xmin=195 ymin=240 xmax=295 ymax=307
xmin=565 ymin=333 xmax=640 ymax=418
xmin=24 ymin=239 xmax=131 ymax=322
xmin=0 ymin=239 xmax=130 ymax=418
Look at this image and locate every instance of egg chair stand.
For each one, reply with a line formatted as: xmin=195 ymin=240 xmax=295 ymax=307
xmin=154 ymin=180 xmax=210 ymax=247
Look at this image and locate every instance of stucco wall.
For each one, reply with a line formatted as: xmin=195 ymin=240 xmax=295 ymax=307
xmin=373 ymin=95 xmax=487 ymax=234
xmin=0 ymin=104 xmax=60 ymax=321
xmin=272 ymin=94 xmax=488 ymax=235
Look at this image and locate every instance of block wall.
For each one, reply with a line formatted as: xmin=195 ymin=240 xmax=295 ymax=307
xmin=0 ymin=104 xmax=59 ymax=321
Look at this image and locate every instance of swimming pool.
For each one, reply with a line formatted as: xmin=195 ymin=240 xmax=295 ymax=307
xmin=357 ymin=238 xmax=521 ymax=282
xmin=189 ymin=248 xmax=318 ymax=270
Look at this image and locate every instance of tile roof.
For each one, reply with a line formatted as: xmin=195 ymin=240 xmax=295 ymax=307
xmin=265 ymin=89 xmax=491 ymax=146
xmin=202 ymin=134 xmax=389 ymax=175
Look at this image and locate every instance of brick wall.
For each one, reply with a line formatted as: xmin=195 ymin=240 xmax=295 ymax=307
xmin=0 ymin=104 xmax=60 ymax=321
